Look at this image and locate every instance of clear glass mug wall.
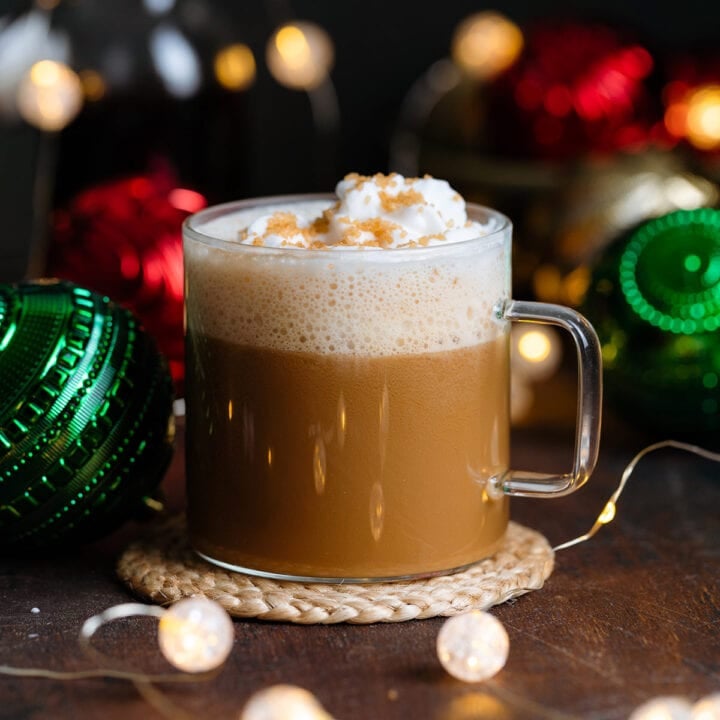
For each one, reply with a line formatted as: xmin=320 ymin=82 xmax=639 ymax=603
xmin=183 ymin=197 xmax=602 ymax=582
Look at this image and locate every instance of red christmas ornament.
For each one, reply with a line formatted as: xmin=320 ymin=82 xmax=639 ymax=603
xmin=47 ymin=174 xmax=207 ymax=391
xmin=487 ymin=21 xmax=662 ymax=159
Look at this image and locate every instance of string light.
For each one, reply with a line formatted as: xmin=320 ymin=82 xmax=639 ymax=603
xmin=451 ymin=12 xmax=523 ymax=81
xmin=157 ymin=597 xmax=234 ymax=673
xmin=436 ymin=611 xmax=509 ymax=682
xmin=241 ymin=685 xmax=335 ymax=720
xmin=629 ymin=697 xmax=693 ymax=720
xmin=16 ymin=59 xmax=83 ymax=131
xmin=266 ymin=22 xmax=334 ymax=90
xmin=1 ymin=444 xmax=719 ymax=719
xmin=214 ymin=43 xmax=256 ymax=91
xmin=554 ymin=440 xmax=720 ymax=551
xmin=693 ymin=693 xmax=720 ymax=719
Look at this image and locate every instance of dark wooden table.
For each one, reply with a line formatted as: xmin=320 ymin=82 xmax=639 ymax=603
xmin=2 ymin=422 xmax=719 ymax=720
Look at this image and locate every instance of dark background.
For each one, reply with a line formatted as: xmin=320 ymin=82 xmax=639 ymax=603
xmin=1 ymin=0 xmax=719 ymax=279
xmin=250 ymin=0 xmax=720 ymax=183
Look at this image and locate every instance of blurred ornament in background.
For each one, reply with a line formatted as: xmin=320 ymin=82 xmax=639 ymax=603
xmin=47 ymin=173 xmax=206 ymax=389
xmin=0 ymin=280 xmax=175 ymax=548
xmin=266 ymin=22 xmax=334 ymax=91
xmin=538 ymin=151 xmax=719 ymax=305
xmin=392 ymin=16 xmax=720 ymax=307
xmin=582 ymin=208 xmax=720 ymax=439
xmin=485 ymin=20 xmax=660 ymax=159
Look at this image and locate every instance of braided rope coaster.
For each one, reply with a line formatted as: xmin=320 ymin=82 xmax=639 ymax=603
xmin=117 ymin=516 xmax=554 ymax=624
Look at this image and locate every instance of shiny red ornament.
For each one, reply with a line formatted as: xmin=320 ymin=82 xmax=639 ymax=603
xmin=47 ymin=174 xmax=207 ymax=390
xmin=487 ymin=21 xmax=662 ymax=159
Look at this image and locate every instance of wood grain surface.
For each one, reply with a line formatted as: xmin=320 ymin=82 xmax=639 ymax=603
xmin=1 ymin=425 xmax=719 ymax=720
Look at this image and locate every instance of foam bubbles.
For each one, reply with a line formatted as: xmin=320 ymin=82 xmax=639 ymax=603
xmin=185 ymin=201 xmax=509 ymax=356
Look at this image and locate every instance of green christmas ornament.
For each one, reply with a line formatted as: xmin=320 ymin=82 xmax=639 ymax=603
xmin=583 ymin=208 xmax=720 ymax=438
xmin=0 ymin=280 xmax=175 ymax=547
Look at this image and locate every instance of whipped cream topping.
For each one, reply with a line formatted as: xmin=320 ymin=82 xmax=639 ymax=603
xmin=239 ymin=173 xmax=485 ymax=249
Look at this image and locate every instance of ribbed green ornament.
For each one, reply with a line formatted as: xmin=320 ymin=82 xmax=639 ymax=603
xmin=0 ymin=280 xmax=175 ymax=547
xmin=583 ymin=208 xmax=720 ymax=438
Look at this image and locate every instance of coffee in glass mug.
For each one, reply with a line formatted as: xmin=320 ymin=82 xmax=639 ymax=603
xmin=183 ymin=174 xmax=601 ymax=582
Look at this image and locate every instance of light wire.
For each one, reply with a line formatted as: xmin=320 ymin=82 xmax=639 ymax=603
xmin=554 ymin=439 xmax=720 ymax=552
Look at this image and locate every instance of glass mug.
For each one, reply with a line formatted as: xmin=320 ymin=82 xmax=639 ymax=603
xmin=183 ymin=197 xmax=602 ymax=582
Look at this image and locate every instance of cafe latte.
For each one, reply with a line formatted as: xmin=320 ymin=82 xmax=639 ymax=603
xmin=184 ymin=174 xmax=511 ymax=579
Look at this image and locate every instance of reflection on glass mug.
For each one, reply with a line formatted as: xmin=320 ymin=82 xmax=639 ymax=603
xmin=183 ymin=175 xmax=602 ymax=582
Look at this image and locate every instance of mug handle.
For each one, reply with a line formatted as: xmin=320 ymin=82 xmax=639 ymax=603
xmin=500 ymin=300 xmax=603 ymax=498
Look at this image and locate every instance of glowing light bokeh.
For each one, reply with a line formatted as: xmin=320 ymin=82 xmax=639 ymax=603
xmin=266 ymin=22 xmax=334 ymax=90
xmin=78 ymin=69 xmax=106 ymax=101
xmin=518 ymin=330 xmax=552 ymax=363
xmin=512 ymin=325 xmax=562 ymax=382
xmin=17 ymin=60 xmax=83 ymax=131
xmin=214 ymin=43 xmax=256 ymax=91
xmin=149 ymin=23 xmax=202 ymax=99
xmin=451 ymin=12 xmax=523 ymax=80
xmin=686 ymin=85 xmax=720 ymax=150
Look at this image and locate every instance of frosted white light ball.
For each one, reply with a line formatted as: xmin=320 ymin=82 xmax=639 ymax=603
xmin=436 ymin=611 xmax=509 ymax=682
xmin=629 ymin=697 xmax=693 ymax=720
xmin=693 ymin=693 xmax=720 ymax=720
xmin=240 ymin=685 xmax=334 ymax=720
xmin=158 ymin=597 xmax=234 ymax=673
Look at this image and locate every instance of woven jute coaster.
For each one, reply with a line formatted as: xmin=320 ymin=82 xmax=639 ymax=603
xmin=117 ymin=516 xmax=553 ymax=624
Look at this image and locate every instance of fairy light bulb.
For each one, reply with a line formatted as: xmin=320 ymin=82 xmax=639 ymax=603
xmin=436 ymin=611 xmax=509 ymax=682
xmin=451 ymin=12 xmax=523 ymax=81
xmin=214 ymin=43 xmax=256 ymax=91
xmin=629 ymin=697 xmax=693 ymax=720
xmin=17 ymin=60 xmax=83 ymax=131
xmin=158 ymin=597 xmax=234 ymax=673
xmin=693 ymin=694 xmax=720 ymax=720
xmin=241 ymin=685 xmax=334 ymax=720
xmin=266 ymin=22 xmax=334 ymax=90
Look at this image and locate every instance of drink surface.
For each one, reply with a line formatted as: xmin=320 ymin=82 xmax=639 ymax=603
xmin=184 ymin=174 xmax=512 ymax=579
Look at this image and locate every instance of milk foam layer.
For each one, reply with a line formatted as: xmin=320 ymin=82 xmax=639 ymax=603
xmin=185 ymin=180 xmax=510 ymax=356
